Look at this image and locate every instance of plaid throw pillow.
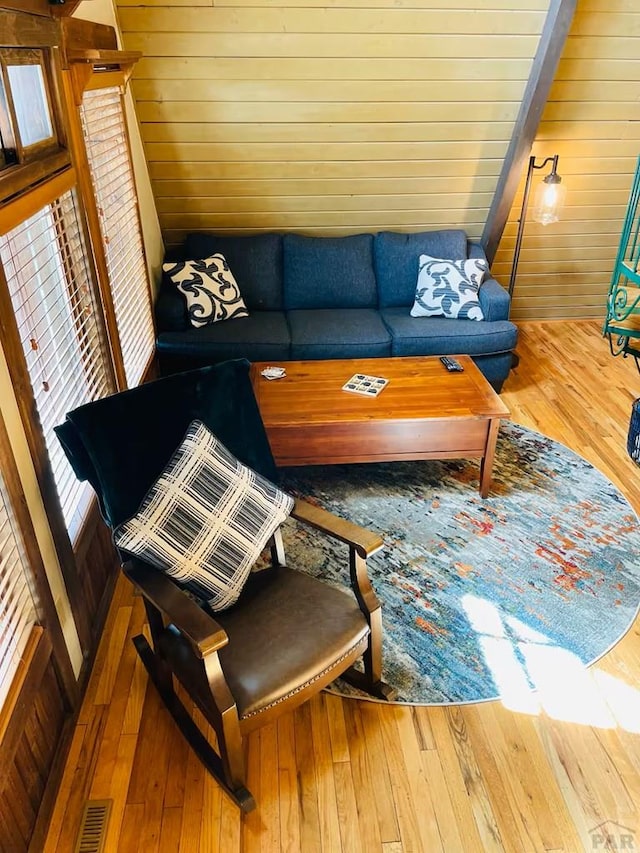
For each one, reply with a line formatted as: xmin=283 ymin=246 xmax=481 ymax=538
xmin=113 ymin=420 xmax=294 ymax=611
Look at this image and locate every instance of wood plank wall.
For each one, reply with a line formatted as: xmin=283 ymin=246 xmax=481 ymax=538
xmin=0 ymin=658 xmax=67 ymax=853
xmin=492 ymin=0 xmax=640 ymax=320
xmin=116 ymin=0 xmax=548 ymax=248
xmin=116 ymin=0 xmax=640 ymax=320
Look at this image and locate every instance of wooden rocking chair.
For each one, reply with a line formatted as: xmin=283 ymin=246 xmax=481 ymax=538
xmin=55 ymin=359 xmax=393 ymax=811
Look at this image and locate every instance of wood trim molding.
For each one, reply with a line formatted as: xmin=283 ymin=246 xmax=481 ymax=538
xmin=0 ymin=151 xmax=72 ymax=210
xmin=85 ymin=70 xmax=124 ymax=92
xmin=0 ymin=0 xmax=93 ymax=18
xmin=0 ymin=1 xmax=52 ymax=16
xmin=0 ymin=8 xmax=60 ymax=42
xmin=481 ymin=0 xmax=578 ymax=265
xmin=69 ymin=62 xmax=94 ymax=105
xmin=0 ymin=410 xmax=78 ymax=707
xmin=65 ymin=50 xmax=141 ymax=103
xmin=60 ymin=17 xmax=118 ymax=58
xmin=67 ymin=49 xmax=142 ymax=66
xmin=0 ymin=628 xmax=50 ymax=766
xmin=0 ymin=166 xmax=75 ymax=235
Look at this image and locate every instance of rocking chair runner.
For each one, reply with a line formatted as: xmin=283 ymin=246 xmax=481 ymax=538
xmin=55 ymin=359 xmax=392 ymax=812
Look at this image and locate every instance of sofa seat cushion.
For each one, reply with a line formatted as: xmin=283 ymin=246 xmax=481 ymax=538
xmin=374 ymin=230 xmax=468 ymax=308
xmin=381 ymin=308 xmax=517 ymax=357
xmin=288 ymin=309 xmax=391 ymax=359
xmin=283 ymin=233 xmax=377 ymax=309
xmin=184 ymin=232 xmax=284 ymax=311
xmin=156 ymin=312 xmax=290 ymax=362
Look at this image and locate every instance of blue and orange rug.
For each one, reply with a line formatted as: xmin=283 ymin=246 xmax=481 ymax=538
xmin=280 ymin=422 xmax=640 ymax=705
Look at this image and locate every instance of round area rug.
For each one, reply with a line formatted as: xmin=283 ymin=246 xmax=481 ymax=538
xmin=279 ymin=422 xmax=640 ymax=705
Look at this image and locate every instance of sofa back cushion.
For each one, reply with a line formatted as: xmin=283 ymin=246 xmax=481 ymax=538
xmin=184 ymin=232 xmax=284 ymax=311
xmin=155 ymin=280 xmax=190 ymax=332
xmin=283 ymin=233 xmax=377 ymax=309
xmin=374 ymin=230 xmax=468 ymax=308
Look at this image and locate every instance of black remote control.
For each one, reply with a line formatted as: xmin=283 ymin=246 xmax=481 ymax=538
xmin=440 ymin=356 xmax=464 ymax=372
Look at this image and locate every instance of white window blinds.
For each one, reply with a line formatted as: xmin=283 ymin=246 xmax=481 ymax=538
xmin=80 ymin=86 xmax=155 ymax=388
xmin=0 ymin=189 xmax=115 ymax=537
xmin=0 ymin=473 xmax=37 ymax=711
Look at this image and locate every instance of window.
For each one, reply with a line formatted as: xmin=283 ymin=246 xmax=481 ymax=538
xmin=0 ymin=49 xmax=59 ymax=165
xmin=0 ymin=188 xmax=115 ymax=538
xmin=0 ymin=48 xmax=68 ymax=202
xmin=80 ymin=86 xmax=155 ymax=387
xmin=0 ymin=471 xmax=37 ymax=711
xmin=8 ymin=62 xmax=53 ymax=148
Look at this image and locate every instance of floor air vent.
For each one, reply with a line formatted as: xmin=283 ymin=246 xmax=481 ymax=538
xmin=74 ymin=799 xmax=112 ymax=853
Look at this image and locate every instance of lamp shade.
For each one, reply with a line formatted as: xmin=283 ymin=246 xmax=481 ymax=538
xmin=531 ymin=172 xmax=566 ymax=225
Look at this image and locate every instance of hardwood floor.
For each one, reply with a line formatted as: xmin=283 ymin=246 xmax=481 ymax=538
xmin=44 ymin=321 xmax=640 ymax=852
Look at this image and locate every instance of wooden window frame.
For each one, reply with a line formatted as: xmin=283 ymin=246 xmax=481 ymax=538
xmin=0 ymin=407 xmax=77 ymax=733
xmin=0 ymin=12 xmax=71 ymax=205
xmin=0 ymin=402 xmax=78 ymax=852
xmin=0 ymin=49 xmax=60 ymax=163
xmin=0 ymin=175 xmax=118 ymax=539
xmin=66 ymin=49 xmax=141 ymax=108
xmin=0 ymin=167 xmax=118 ymax=651
xmin=62 ymin=49 xmax=155 ymax=392
xmin=0 ymin=13 xmax=143 ymax=667
xmin=81 ymin=83 xmax=156 ymax=388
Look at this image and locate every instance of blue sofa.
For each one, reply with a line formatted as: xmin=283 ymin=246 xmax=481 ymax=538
xmin=155 ymin=229 xmax=518 ymax=392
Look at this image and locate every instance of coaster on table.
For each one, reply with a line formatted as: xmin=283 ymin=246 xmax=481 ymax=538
xmin=261 ymin=366 xmax=286 ymax=380
xmin=342 ymin=373 xmax=389 ymax=397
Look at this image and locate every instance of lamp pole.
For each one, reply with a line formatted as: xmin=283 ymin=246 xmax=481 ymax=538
xmin=508 ymin=154 xmax=561 ymax=299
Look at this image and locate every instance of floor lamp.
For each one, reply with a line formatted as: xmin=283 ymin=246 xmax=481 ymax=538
xmin=508 ymin=154 xmax=565 ymax=298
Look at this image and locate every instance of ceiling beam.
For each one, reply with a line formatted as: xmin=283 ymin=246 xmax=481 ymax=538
xmin=0 ymin=0 xmax=87 ymax=18
xmin=0 ymin=8 xmax=59 ymax=45
xmin=0 ymin=1 xmax=51 ymax=16
xmin=481 ymin=0 xmax=577 ymax=265
xmin=50 ymin=1 xmax=86 ymax=18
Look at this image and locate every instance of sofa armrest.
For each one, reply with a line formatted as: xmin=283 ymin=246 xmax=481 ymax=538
xmin=155 ymin=280 xmax=189 ymax=332
xmin=467 ymin=240 xmax=511 ymax=322
xmin=478 ymin=277 xmax=511 ymax=322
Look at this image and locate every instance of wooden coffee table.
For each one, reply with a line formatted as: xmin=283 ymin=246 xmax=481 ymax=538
xmin=251 ymin=356 xmax=510 ymax=497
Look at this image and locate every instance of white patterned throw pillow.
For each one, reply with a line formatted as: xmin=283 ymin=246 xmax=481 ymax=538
xmin=410 ymin=255 xmax=487 ymax=321
xmin=163 ymin=254 xmax=249 ymax=327
xmin=113 ymin=420 xmax=294 ymax=612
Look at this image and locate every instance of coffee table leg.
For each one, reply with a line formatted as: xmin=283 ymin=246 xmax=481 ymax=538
xmin=479 ymin=418 xmax=501 ymax=498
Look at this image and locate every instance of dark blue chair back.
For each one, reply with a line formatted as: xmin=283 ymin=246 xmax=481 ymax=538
xmin=55 ymin=359 xmax=277 ymax=529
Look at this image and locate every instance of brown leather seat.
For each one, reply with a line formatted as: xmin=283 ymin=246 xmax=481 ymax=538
xmin=160 ymin=566 xmax=370 ymax=726
xmin=218 ymin=567 xmax=369 ymax=720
